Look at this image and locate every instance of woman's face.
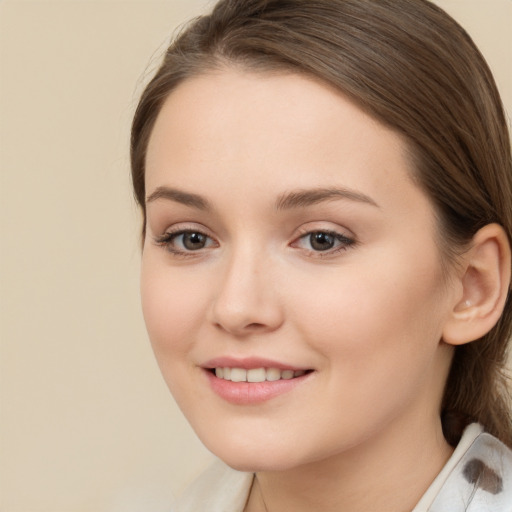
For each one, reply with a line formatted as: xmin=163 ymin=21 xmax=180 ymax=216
xmin=141 ymin=69 xmax=458 ymax=471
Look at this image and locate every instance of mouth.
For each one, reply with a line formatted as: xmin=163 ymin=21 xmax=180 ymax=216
xmin=203 ymin=360 xmax=315 ymax=405
xmin=208 ymin=367 xmax=313 ymax=383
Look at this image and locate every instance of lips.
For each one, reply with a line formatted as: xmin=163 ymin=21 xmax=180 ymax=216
xmin=202 ymin=357 xmax=314 ymax=404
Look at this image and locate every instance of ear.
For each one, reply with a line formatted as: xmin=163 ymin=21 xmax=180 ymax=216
xmin=442 ymin=223 xmax=511 ymax=346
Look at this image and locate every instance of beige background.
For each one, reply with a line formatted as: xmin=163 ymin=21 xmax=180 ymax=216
xmin=0 ymin=1 xmax=510 ymax=511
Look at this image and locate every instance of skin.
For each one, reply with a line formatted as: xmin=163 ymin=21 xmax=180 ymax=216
xmin=141 ymin=69 xmax=460 ymax=511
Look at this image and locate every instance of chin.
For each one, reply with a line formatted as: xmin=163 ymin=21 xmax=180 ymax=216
xmin=218 ymin=452 xmax=300 ymax=473
xmin=198 ymin=430 xmax=313 ymax=473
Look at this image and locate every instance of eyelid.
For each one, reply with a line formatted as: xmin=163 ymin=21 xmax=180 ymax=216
xmin=153 ymin=221 xmax=214 ymax=239
xmin=293 ymin=222 xmax=356 ymax=242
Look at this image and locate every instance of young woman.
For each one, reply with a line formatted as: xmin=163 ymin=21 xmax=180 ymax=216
xmin=131 ymin=0 xmax=512 ymax=510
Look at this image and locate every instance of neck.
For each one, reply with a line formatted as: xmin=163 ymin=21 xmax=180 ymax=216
xmin=245 ymin=415 xmax=453 ymax=512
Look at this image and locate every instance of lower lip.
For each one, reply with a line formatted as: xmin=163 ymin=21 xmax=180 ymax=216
xmin=205 ymin=370 xmax=312 ymax=405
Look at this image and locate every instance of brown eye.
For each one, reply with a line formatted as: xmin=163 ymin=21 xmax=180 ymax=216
xmin=155 ymin=229 xmax=217 ymax=255
xmin=292 ymin=229 xmax=355 ymax=256
xmin=181 ymin=232 xmax=208 ymax=250
xmin=309 ymin=232 xmax=335 ymax=251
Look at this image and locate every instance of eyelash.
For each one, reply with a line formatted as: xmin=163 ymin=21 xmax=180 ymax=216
xmin=153 ymin=228 xmax=216 ymax=257
xmin=293 ymin=229 xmax=356 ymax=257
xmin=153 ymin=228 xmax=356 ymax=258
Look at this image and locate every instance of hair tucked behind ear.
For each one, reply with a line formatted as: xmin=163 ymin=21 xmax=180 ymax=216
xmin=131 ymin=0 xmax=512 ymax=446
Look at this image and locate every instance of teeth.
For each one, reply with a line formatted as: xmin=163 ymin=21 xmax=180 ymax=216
xmin=230 ymin=368 xmax=247 ymax=382
xmin=281 ymin=370 xmax=294 ymax=380
xmin=213 ymin=367 xmax=309 ymax=382
xmin=247 ymin=368 xmax=266 ymax=383
xmin=266 ymin=368 xmax=281 ymax=381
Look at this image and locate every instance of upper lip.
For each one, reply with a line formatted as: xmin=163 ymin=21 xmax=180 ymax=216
xmin=201 ymin=356 xmax=310 ymax=371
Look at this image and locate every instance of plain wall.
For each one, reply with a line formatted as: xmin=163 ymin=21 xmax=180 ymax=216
xmin=0 ymin=1 xmax=510 ymax=511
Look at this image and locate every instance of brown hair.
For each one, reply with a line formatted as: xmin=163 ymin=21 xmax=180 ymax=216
xmin=131 ymin=0 xmax=512 ymax=446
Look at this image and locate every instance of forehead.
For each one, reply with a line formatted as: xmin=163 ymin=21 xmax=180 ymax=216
xmin=145 ymin=68 xmax=422 ymax=215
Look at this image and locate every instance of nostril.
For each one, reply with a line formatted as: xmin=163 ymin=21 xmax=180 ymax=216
xmin=246 ymin=322 xmax=265 ymax=329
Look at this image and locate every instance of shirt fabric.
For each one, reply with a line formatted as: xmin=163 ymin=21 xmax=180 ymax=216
xmin=175 ymin=424 xmax=512 ymax=511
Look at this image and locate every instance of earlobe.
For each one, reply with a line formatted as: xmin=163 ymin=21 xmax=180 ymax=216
xmin=442 ymin=223 xmax=511 ymax=346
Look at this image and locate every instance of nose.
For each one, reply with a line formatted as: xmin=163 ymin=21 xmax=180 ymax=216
xmin=208 ymin=246 xmax=284 ymax=337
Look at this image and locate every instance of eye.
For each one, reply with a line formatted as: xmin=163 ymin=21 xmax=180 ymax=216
xmin=154 ymin=229 xmax=217 ymax=254
xmin=177 ymin=231 xmax=210 ymax=250
xmin=293 ymin=230 xmax=355 ymax=254
xmin=308 ymin=232 xmax=337 ymax=251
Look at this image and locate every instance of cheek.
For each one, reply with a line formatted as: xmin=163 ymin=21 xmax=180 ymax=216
xmin=140 ymin=258 xmax=205 ymax=359
xmin=283 ymin=262 xmax=449 ymax=441
xmin=287 ymin=251 xmax=448 ymax=369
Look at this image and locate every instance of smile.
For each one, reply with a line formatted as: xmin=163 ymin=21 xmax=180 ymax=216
xmin=213 ymin=367 xmax=308 ymax=382
xmin=203 ymin=361 xmax=314 ymax=405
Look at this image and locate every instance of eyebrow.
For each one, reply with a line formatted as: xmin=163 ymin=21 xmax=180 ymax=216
xmin=275 ymin=187 xmax=379 ymax=210
xmin=146 ymin=186 xmax=211 ymax=210
xmin=145 ymin=185 xmax=379 ymax=211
